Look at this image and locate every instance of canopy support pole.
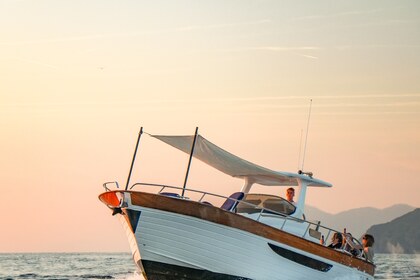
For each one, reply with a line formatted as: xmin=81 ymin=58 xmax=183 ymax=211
xmin=294 ymin=179 xmax=308 ymax=218
xmin=240 ymin=177 xmax=255 ymax=194
xmin=182 ymin=127 xmax=198 ymax=197
xmin=125 ymin=127 xmax=143 ymax=190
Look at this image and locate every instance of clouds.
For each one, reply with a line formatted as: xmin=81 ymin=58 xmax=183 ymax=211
xmin=3 ymin=93 xmax=419 ymax=106
xmin=129 ymin=94 xmax=420 ymax=116
xmin=7 ymin=56 xmax=59 ymax=69
xmin=292 ymin=8 xmax=382 ymax=21
xmin=172 ymin=19 xmax=271 ymax=32
xmin=0 ymin=19 xmax=272 ymax=47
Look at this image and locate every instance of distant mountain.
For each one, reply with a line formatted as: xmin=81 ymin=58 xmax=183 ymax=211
xmin=304 ymin=204 xmax=415 ymax=239
xmin=366 ymin=208 xmax=420 ymax=254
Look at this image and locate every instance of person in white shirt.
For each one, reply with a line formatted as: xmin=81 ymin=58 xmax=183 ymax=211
xmin=286 ymin=187 xmax=295 ymax=204
xmin=362 ymin=234 xmax=375 ymax=262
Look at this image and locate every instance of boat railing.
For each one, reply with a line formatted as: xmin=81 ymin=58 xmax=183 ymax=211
xmin=103 ymin=181 xmax=119 ymax=191
xmin=127 ymin=182 xmax=368 ymax=262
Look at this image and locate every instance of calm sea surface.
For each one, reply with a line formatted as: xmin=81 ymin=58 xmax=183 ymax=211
xmin=0 ymin=253 xmax=418 ymax=280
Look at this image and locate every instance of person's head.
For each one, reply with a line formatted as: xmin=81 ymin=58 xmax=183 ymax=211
xmin=286 ymin=187 xmax=295 ymax=202
xmin=332 ymin=232 xmax=343 ymax=244
xmin=362 ymin=234 xmax=375 ymax=247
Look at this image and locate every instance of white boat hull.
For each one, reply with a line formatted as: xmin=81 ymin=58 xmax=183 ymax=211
xmin=100 ymin=191 xmax=374 ymax=280
xmin=118 ymin=208 xmax=371 ymax=279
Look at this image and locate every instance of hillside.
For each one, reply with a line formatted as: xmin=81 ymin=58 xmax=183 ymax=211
xmin=304 ymin=204 xmax=415 ymax=238
xmin=366 ymin=208 xmax=420 ymax=254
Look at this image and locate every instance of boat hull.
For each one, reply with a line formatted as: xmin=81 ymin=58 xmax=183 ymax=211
xmin=101 ymin=191 xmax=374 ymax=280
xmin=142 ymin=260 xmax=251 ymax=280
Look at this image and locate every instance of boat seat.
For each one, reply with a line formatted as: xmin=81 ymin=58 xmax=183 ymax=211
xmin=309 ymin=221 xmax=322 ymax=239
xmin=309 ymin=229 xmax=322 ymax=239
xmin=221 ymin=192 xmax=244 ymax=212
xmin=159 ymin=192 xmax=181 ymax=198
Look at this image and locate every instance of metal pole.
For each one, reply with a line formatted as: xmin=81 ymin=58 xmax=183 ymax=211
xmin=182 ymin=127 xmax=198 ymax=197
xmin=125 ymin=127 xmax=143 ymax=190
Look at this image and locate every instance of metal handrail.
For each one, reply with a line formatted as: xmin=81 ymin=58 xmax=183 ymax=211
xmin=131 ymin=182 xmax=293 ymax=218
xmin=103 ymin=181 xmax=119 ymax=191
xmin=120 ymin=182 xmax=369 ymax=261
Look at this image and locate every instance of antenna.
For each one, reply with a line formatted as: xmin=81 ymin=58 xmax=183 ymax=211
xmin=297 ymin=128 xmax=303 ymax=170
xmin=301 ymin=99 xmax=312 ymax=171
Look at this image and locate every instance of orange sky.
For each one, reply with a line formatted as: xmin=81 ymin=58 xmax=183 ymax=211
xmin=1 ymin=1 xmax=419 ymax=252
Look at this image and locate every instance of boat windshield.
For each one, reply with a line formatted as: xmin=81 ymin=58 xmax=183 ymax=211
xmin=236 ymin=193 xmax=296 ymax=216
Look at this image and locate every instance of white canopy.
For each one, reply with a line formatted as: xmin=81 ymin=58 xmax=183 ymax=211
xmin=151 ymin=134 xmax=332 ymax=188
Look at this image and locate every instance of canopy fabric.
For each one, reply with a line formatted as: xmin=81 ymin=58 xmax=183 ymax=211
xmin=151 ymin=134 xmax=331 ymax=187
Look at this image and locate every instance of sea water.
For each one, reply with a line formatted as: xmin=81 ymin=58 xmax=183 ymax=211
xmin=0 ymin=253 xmax=418 ymax=280
xmin=0 ymin=253 xmax=141 ymax=280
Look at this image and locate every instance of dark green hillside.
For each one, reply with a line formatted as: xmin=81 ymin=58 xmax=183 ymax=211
xmin=367 ymin=208 xmax=420 ymax=254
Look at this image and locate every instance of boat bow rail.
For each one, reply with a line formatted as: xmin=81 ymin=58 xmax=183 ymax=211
xmin=100 ymin=181 xmax=368 ymax=262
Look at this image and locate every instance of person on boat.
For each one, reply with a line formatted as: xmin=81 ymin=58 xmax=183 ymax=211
xmin=342 ymin=231 xmax=360 ymax=256
xmin=327 ymin=232 xmax=343 ymax=249
xmin=341 ymin=228 xmax=350 ymax=249
xmin=362 ymin=234 xmax=375 ymax=262
xmin=286 ymin=187 xmax=295 ymax=204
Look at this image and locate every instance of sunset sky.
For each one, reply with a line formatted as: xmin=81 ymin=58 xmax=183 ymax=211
xmin=1 ymin=0 xmax=419 ymax=252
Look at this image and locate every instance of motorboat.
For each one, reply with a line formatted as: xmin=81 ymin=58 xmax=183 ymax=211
xmin=99 ymin=128 xmax=375 ymax=280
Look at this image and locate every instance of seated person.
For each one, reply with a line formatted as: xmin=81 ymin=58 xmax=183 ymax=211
xmin=342 ymin=232 xmax=360 ymax=256
xmin=362 ymin=234 xmax=375 ymax=262
xmin=327 ymin=232 xmax=343 ymax=249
